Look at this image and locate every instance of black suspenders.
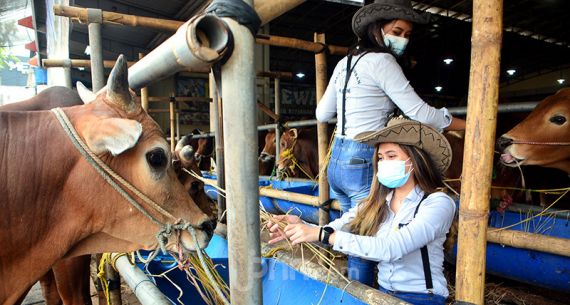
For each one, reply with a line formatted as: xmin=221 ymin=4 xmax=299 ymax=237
xmin=341 ymin=52 xmax=368 ymax=136
xmin=413 ymin=193 xmax=434 ymax=292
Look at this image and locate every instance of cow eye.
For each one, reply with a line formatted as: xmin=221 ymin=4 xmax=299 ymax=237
xmin=146 ymin=148 xmax=168 ymax=169
xmin=550 ymin=115 xmax=566 ymax=125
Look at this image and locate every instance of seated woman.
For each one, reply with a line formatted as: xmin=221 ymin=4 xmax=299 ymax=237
xmin=267 ymin=118 xmax=455 ymax=305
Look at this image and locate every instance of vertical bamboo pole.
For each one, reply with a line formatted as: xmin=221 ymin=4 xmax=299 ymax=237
xmin=87 ymin=8 xmax=104 ymax=91
xmin=138 ymin=53 xmax=149 ymax=112
xmin=274 ymin=77 xmax=281 ymax=163
xmin=455 ymin=0 xmax=503 ymax=304
xmin=210 ymin=72 xmax=226 ymax=221
xmin=169 ymin=96 xmax=176 ymax=152
xmin=221 ymin=1 xmax=262 ymax=304
xmin=314 ymin=33 xmax=330 ymax=226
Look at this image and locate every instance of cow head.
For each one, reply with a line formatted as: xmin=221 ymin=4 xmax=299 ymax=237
xmin=174 ymin=135 xmax=217 ymax=219
xmin=497 ymin=88 xmax=570 ymax=173
xmin=259 ymin=130 xmax=276 ymax=163
xmin=276 ymin=128 xmax=299 ymax=178
xmin=72 ymin=55 xmax=214 ymax=253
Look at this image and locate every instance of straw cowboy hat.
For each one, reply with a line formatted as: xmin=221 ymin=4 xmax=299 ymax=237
xmin=352 ymin=0 xmax=430 ymax=39
xmin=354 ymin=117 xmax=452 ymax=173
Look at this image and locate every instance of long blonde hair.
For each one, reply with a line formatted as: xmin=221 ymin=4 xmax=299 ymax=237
xmin=349 ymin=144 xmax=444 ymax=236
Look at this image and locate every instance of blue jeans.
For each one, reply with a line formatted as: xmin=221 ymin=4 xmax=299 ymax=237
xmin=327 ymin=137 xmax=375 ymax=212
xmin=347 ymin=256 xmax=376 ymax=287
xmin=379 ymin=286 xmax=447 ymax=305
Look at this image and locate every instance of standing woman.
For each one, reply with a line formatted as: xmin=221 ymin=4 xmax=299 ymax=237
xmin=268 ymin=119 xmax=456 ymax=305
xmin=316 ymin=0 xmax=465 ymax=213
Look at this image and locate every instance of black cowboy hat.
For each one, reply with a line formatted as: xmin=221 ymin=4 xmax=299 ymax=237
xmin=352 ymin=0 xmax=430 ymax=39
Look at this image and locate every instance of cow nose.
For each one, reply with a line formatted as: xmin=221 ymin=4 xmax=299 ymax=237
xmin=199 ymin=219 xmax=217 ymax=238
xmin=496 ymin=136 xmax=513 ymax=151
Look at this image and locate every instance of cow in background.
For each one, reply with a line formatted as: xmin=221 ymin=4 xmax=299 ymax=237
xmin=497 ymin=88 xmax=570 ymax=174
xmin=188 ymin=129 xmax=214 ymax=172
xmin=259 ymin=130 xmax=276 ymax=176
xmin=0 ymin=55 xmax=215 ymax=304
xmin=276 ymin=128 xmax=319 ymax=180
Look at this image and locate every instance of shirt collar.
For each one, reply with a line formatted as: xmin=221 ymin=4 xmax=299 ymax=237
xmin=385 ymin=185 xmax=425 ymax=206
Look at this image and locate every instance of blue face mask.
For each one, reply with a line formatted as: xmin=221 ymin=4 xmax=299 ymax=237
xmin=382 ymin=29 xmax=409 ymax=57
xmin=376 ymin=159 xmax=413 ymax=188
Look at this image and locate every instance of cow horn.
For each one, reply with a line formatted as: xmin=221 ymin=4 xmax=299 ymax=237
xmin=180 ymin=145 xmax=195 ymax=163
xmin=76 ymin=82 xmax=97 ymax=104
xmin=175 ymin=135 xmax=193 ymax=152
xmin=106 ymin=55 xmax=136 ymax=113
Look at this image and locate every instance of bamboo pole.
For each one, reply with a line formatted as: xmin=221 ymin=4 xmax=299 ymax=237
xmin=487 ymin=229 xmax=570 ymax=258
xmin=139 ymin=53 xmax=149 ymax=112
xmin=42 ymin=58 xmax=136 ymax=68
xmin=314 ymin=33 xmax=330 ymax=226
xmin=256 ymin=102 xmax=279 ymax=121
xmin=54 ymin=4 xmax=182 ymax=32
xmin=455 ymin=0 xmax=503 ymax=304
xmin=256 ymin=34 xmax=348 ymax=56
xmin=169 ymin=97 xmax=175 ymax=152
xmin=147 ymin=96 xmax=212 ymax=103
xmin=54 ymin=5 xmax=348 ymax=56
xmin=257 ymin=71 xmax=292 ymax=79
xmin=274 ymin=77 xmax=281 ymax=163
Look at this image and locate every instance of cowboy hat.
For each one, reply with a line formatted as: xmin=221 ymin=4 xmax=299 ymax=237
xmin=354 ymin=117 xmax=452 ymax=172
xmin=352 ymin=0 xmax=430 ymax=39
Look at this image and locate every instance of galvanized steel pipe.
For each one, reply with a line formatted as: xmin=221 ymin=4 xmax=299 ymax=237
xmin=220 ymin=3 xmax=262 ymax=304
xmin=87 ymin=8 xmax=105 ymax=91
xmin=128 ymin=14 xmax=230 ymax=90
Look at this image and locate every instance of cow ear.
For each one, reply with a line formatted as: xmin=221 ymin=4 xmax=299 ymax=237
xmin=76 ymin=82 xmax=97 ymax=104
xmin=83 ymin=118 xmax=143 ymax=156
xmin=289 ymin=128 xmax=298 ymax=139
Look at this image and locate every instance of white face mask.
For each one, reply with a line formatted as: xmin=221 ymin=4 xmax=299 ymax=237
xmin=376 ymin=158 xmax=413 ymax=188
xmin=381 ymin=29 xmax=409 ymax=57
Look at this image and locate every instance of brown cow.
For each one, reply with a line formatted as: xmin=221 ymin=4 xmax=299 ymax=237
xmin=189 ymin=129 xmax=214 ymax=172
xmin=276 ymin=128 xmax=319 ymax=179
xmin=497 ymin=88 xmax=570 ymax=173
xmin=259 ymin=130 xmax=276 ymax=176
xmin=0 ymin=55 xmax=215 ymax=305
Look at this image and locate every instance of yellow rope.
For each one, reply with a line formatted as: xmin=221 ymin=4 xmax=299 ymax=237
xmin=261 ymin=246 xmax=287 ymax=258
xmin=97 ymin=253 xmax=113 ymax=305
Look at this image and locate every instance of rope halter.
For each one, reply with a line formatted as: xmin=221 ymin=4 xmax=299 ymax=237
xmin=51 ymin=108 xmax=201 ymax=256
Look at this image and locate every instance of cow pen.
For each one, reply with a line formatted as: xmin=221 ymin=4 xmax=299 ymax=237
xmin=26 ymin=0 xmax=570 ymax=305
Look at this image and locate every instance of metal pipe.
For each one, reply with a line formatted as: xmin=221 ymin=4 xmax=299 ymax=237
xmin=110 ymin=253 xmax=171 ymax=305
xmin=87 ymin=9 xmax=104 ymax=91
xmin=128 ymin=14 xmax=230 ymax=90
xmin=274 ymin=77 xmax=281 ymax=163
xmin=63 ymin=67 xmax=72 ymax=88
xmin=315 ymin=32 xmax=330 ymax=226
xmin=221 ymin=5 xmax=262 ymax=304
xmin=139 ymin=53 xmax=149 ymax=112
xmin=455 ymin=0 xmax=503 ymax=303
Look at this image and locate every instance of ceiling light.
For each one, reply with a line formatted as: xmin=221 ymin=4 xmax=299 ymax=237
xmin=434 ymin=86 xmax=443 ymax=92
xmin=296 ymin=72 xmax=305 ymax=79
xmin=77 ymin=67 xmax=85 ymax=71
xmin=84 ymin=45 xmax=91 ymax=55
xmin=443 ymin=58 xmax=454 ymax=65
xmin=557 ymin=78 xmax=565 ymax=85
xmin=506 ymin=69 xmax=516 ymax=76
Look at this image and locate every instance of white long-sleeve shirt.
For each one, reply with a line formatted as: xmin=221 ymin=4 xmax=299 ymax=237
xmin=316 ymin=53 xmax=452 ymax=138
xmin=328 ymin=186 xmax=456 ymax=297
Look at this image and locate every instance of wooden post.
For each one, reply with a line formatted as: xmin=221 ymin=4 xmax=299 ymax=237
xmin=139 ymin=53 xmax=149 ymax=112
xmin=169 ymin=96 xmax=176 ymax=152
xmin=42 ymin=58 xmax=136 ymax=68
xmin=314 ymin=33 xmax=330 ymax=226
xmin=455 ymin=0 xmax=503 ymax=304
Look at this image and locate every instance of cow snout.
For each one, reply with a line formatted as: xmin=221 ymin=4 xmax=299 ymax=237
xmin=199 ymin=219 xmax=217 ymax=238
xmin=496 ymin=136 xmax=513 ymax=151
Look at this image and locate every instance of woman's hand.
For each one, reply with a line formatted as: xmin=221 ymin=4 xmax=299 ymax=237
xmin=283 ymin=223 xmax=320 ymax=245
xmin=267 ymin=214 xmax=301 ymax=244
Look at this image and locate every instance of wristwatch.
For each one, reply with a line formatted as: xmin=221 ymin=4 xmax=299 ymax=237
xmin=321 ymin=226 xmax=335 ymax=245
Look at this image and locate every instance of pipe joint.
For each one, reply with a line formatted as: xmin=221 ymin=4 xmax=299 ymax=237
xmin=86 ymin=8 xmax=103 ymax=24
